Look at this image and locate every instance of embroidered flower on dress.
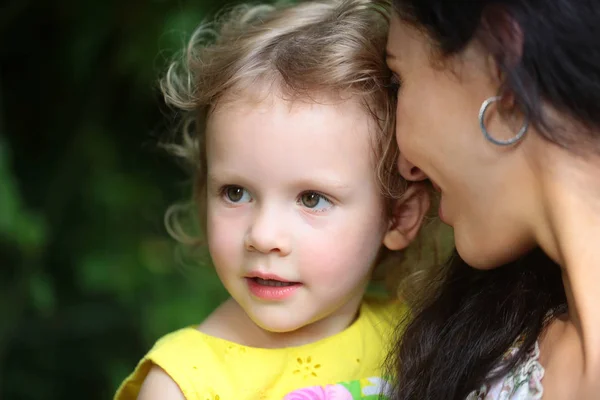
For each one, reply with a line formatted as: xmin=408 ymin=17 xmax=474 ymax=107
xmin=293 ymin=356 xmax=322 ymax=379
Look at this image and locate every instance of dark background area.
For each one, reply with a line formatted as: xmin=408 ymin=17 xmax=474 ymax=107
xmin=0 ymin=1 xmax=247 ymax=398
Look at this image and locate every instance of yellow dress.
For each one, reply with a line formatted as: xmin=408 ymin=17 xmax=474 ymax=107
xmin=115 ymin=297 xmax=405 ymax=400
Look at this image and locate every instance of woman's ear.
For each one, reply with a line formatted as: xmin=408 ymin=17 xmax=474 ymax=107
xmin=383 ymin=183 xmax=430 ymax=251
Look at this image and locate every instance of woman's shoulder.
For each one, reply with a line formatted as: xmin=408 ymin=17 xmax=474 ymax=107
xmin=467 ymin=341 xmax=544 ymax=400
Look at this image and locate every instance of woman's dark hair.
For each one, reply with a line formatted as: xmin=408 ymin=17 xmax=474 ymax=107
xmin=392 ymin=0 xmax=600 ymax=147
xmin=388 ymin=1 xmax=600 ymax=399
xmin=389 ymin=249 xmax=565 ymax=399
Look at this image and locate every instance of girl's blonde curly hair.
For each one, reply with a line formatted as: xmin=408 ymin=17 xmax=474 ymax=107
xmin=161 ymin=0 xmax=445 ymax=296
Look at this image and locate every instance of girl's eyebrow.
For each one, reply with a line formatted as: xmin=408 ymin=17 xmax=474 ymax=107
xmin=292 ymin=177 xmax=350 ymax=191
xmin=207 ymin=171 xmax=238 ymax=185
xmin=207 ymin=172 xmax=351 ymax=191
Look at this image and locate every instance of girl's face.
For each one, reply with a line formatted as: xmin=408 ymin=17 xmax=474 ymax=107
xmin=386 ymin=15 xmax=539 ymax=268
xmin=204 ymin=90 xmax=410 ymax=340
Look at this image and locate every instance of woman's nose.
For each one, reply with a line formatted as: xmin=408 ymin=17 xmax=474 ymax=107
xmin=397 ymin=154 xmax=428 ymax=182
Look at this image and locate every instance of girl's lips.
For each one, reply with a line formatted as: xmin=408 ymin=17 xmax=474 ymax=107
xmin=245 ymin=272 xmax=294 ymax=283
xmin=246 ymin=278 xmax=302 ymax=300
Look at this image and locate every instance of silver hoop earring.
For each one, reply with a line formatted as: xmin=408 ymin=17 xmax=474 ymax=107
xmin=479 ymin=96 xmax=529 ymax=146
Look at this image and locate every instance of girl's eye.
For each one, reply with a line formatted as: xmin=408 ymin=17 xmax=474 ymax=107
xmin=299 ymin=192 xmax=333 ymax=212
xmin=223 ymin=185 xmax=252 ymax=203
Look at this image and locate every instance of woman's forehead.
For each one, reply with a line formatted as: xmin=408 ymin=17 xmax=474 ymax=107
xmin=386 ymin=15 xmax=428 ymax=63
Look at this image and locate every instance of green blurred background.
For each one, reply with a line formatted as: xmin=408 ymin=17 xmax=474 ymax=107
xmin=0 ymin=1 xmax=249 ymax=398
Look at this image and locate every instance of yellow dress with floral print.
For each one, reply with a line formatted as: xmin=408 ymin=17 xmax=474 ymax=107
xmin=114 ymin=297 xmax=405 ymax=400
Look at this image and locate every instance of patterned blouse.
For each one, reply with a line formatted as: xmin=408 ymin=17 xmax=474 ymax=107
xmin=467 ymin=342 xmax=544 ymax=400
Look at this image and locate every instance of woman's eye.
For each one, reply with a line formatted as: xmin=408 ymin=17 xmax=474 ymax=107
xmin=299 ymin=192 xmax=333 ymax=212
xmin=390 ymin=73 xmax=401 ymax=91
xmin=223 ymin=185 xmax=252 ymax=203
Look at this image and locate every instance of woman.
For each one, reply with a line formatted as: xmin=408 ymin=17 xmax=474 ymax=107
xmin=385 ymin=1 xmax=600 ymax=399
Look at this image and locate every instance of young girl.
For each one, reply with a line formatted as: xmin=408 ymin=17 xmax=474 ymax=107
xmin=115 ymin=0 xmax=430 ymax=398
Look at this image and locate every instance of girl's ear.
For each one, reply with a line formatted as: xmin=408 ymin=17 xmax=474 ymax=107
xmin=383 ymin=183 xmax=430 ymax=251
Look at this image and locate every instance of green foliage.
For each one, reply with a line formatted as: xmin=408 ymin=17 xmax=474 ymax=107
xmin=0 ymin=1 xmax=240 ymax=398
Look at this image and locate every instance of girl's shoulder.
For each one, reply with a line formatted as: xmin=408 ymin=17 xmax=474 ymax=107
xmin=113 ymin=327 xmax=220 ymax=400
xmin=115 ymin=326 xmax=284 ymax=399
xmin=467 ymin=341 xmax=544 ymax=400
xmin=360 ymin=295 xmax=409 ymax=333
xmin=361 ymin=295 xmax=408 ymax=320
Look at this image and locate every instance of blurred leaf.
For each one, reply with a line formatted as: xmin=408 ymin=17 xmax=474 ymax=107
xmin=0 ymin=136 xmax=47 ymax=251
xmin=29 ymin=272 xmax=56 ymax=316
